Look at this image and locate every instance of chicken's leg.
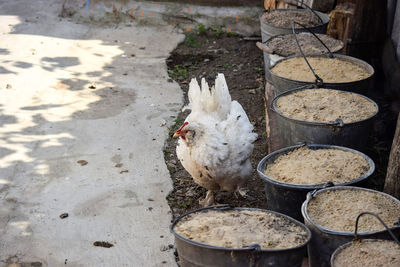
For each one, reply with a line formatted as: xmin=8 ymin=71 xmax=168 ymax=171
xmin=199 ymin=190 xmax=215 ymax=207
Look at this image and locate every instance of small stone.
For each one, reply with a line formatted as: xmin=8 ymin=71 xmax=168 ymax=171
xmin=160 ymin=245 xmax=168 ymax=252
xmin=204 ymin=58 xmax=210 ymax=62
xmin=167 ymin=162 xmax=176 ymax=169
xmin=115 ymin=163 xmax=123 ymax=168
xmin=160 ymin=120 xmax=166 ymax=127
xmin=147 ymin=198 xmax=154 ymax=201
xmin=59 ymin=213 xmax=69 ymax=219
xmin=248 ymin=89 xmax=256 ymax=95
xmin=167 ymin=78 xmax=173 ymax=83
xmin=88 ymin=83 xmax=96 ymax=89
xmin=77 ymin=160 xmax=88 ymax=166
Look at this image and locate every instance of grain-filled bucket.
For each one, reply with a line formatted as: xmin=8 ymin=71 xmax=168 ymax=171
xmin=257 ymin=32 xmax=343 ymax=70
xmin=257 ymin=143 xmax=375 ymax=222
xmin=258 ymin=21 xmax=343 ymax=83
xmin=331 ymin=212 xmax=400 ymax=267
xmin=269 ymin=54 xmax=374 ymax=94
xmin=171 ymin=206 xmax=311 ymax=267
xmin=271 ymin=87 xmax=379 ymax=152
xmin=259 ymin=7 xmax=329 ymax=81
xmin=260 ymin=8 xmax=329 ymax=41
xmin=301 ymin=186 xmax=400 ymax=267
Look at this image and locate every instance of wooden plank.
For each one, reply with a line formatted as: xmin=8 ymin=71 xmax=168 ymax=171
xmin=265 ymin=82 xmax=282 ymax=153
xmin=384 ymin=113 xmax=400 ymax=199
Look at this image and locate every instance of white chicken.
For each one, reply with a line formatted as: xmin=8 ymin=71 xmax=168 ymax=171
xmin=173 ymin=73 xmax=258 ymax=206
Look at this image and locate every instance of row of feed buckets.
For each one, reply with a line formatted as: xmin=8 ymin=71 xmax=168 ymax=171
xmin=170 ymin=4 xmax=400 ymax=267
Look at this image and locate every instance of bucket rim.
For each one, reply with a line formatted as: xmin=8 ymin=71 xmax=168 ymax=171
xmin=269 ymin=53 xmax=375 ymax=85
xmin=259 ymin=9 xmax=330 ymax=30
xmin=301 ymin=186 xmax=400 ymax=236
xmin=330 ymin=239 xmax=400 ymax=267
xmin=171 ymin=205 xmax=312 ymax=252
xmin=264 ymin=32 xmax=344 ymax=57
xmin=257 ymin=144 xmax=375 ymax=190
xmin=271 ymin=86 xmax=379 ymax=127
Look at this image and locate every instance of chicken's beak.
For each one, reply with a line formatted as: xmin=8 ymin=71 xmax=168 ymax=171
xmin=174 ymin=121 xmax=188 ymax=138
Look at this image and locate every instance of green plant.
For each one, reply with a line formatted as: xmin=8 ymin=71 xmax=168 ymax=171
xmin=223 ymin=63 xmax=233 ymax=69
xmin=197 ymin=24 xmax=206 ymax=35
xmin=184 ymin=34 xmax=201 ymax=48
xmin=253 ymin=66 xmax=263 ymax=72
xmin=168 ymin=65 xmax=189 ymax=81
xmin=214 ymin=27 xmax=224 ymax=37
xmin=227 ymin=31 xmax=238 ymax=37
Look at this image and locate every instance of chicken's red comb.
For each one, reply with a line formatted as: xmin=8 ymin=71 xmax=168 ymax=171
xmin=176 ymin=121 xmax=188 ymax=132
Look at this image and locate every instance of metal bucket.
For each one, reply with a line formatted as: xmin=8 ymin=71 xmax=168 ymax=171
xmin=171 ymin=206 xmax=311 ymax=267
xmin=257 ymin=144 xmax=375 ymax=222
xmin=259 ymin=9 xmax=330 ymax=82
xmin=259 ymin=32 xmax=343 ymax=84
xmin=270 ymin=54 xmax=375 ymax=94
xmin=331 ymin=239 xmax=400 ymax=267
xmin=331 ymin=212 xmax=400 ymax=267
xmin=301 ymin=186 xmax=400 ymax=267
xmin=271 ymin=87 xmax=379 ymax=152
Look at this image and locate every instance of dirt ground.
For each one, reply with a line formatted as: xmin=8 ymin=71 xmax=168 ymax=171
xmin=164 ymin=29 xmax=398 ymax=221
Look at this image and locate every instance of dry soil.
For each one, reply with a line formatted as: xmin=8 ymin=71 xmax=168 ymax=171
xmin=266 ymin=33 xmax=343 ymax=57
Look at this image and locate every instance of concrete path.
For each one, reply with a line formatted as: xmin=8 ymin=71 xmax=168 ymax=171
xmin=0 ymin=1 xmax=184 ymax=266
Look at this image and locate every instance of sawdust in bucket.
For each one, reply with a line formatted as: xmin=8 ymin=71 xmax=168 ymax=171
xmin=307 ymin=188 xmax=400 ymax=233
xmin=174 ymin=209 xmax=309 ymax=250
xmin=333 ymin=240 xmax=400 ymax=267
xmin=270 ymin=56 xmax=371 ymax=83
xmin=261 ymin=10 xmax=321 ymax=28
xmin=266 ymin=33 xmax=343 ymax=57
xmin=275 ymin=89 xmax=377 ymax=123
xmin=264 ymin=146 xmax=370 ymax=185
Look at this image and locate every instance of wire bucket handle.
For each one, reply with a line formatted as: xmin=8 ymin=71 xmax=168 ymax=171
xmin=353 ymin=212 xmax=400 ymax=246
xmin=287 ymin=0 xmax=324 ymax=24
xmin=291 ymin=21 xmax=333 ymax=87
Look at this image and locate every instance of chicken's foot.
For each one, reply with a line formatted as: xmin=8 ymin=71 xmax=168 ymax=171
xmin=199 ymin=190 xmax=215 ymax=207
xmin=234 ymin=188 xmax=248 ymax=199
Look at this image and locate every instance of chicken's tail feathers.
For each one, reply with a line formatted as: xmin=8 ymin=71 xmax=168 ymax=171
xmin=213 ymin=73 xmax=232 ymax=118
xmin=188 ymin=74 xmax=232 ymax=120
xmin=188 ymin=78 xmax=202 ymax=111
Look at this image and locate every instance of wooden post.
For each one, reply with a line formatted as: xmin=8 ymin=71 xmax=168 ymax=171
xmin=384 ymin=113 xmax=400 ymax=199
xmin=265 ymin=82 xmax=282 ymax=153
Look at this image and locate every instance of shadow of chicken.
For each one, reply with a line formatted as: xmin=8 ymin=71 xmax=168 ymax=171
xmin=173 ymin=73 xmax=258 ymax=206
